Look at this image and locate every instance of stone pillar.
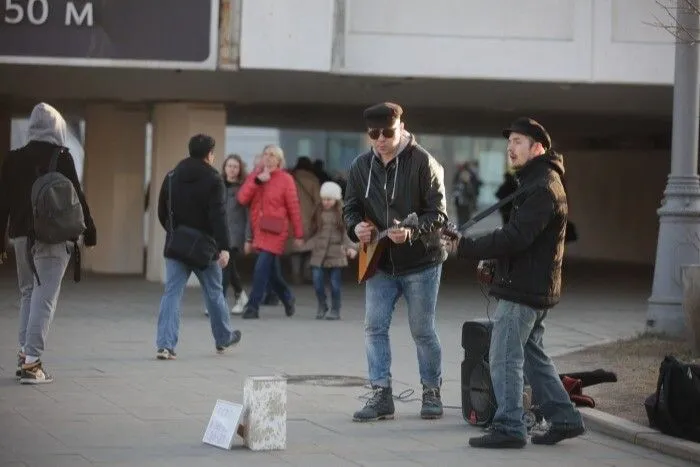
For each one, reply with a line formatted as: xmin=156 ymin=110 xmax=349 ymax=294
xmin=83 ymin=104 xmax=148 ymax=274
xmin=146 ymin=103 xmax=226 ymax=283
xmin=682 ymin=265 xmax=700 ymax=354
xmin=646 ymin=0 xmax=700 ymax=337
xmin=0 ymin=107 xmax=10 ymax=254
xmin=0 ymin=107 xmax=10 ymax=165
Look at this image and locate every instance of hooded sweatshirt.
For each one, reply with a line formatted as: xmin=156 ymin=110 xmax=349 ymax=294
xmin=0 ymin=103 xmax=96 ymax=253
xmin=457 ymin=151 xmax=568 ymax=308
xmin=343 ymin=131 xmax=448 ymax=276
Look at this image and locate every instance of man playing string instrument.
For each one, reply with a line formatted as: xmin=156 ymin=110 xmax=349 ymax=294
xmin=343 ymin=102 xmax=449 ymax=422
xmin=443 ymin=117 xmax=585 ymax=449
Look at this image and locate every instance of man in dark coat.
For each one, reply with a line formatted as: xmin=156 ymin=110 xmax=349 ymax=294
xmin=155 ymin=134 xmax=241 ymax=360
xmin=445 ymin=117 xmax=585 ymax=449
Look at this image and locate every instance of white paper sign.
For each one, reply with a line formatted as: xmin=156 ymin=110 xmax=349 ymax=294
xmin=202 ymin=399 xmax=244 ymax=450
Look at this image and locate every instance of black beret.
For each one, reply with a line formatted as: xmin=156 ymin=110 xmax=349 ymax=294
xmin=502 ymin=117 xmax=551 ymax=150
xmin=363 ymin=102 xmax=403 ymax=128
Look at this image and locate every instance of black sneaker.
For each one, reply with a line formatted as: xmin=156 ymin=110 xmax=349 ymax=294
xmin=469 ymin=431 xmax=526 ymax=449
xmin=216 ymin=330 xmax=242 ymax=354
xmin=242 ymin=307 xmax=259 ymax=319
xmin=325 ymin=308 xmax=340 ymax=320
xmin=352 ymin=386 xmax=395 ymax=422
xmin=420 ymin=385 xmax=444 ymax=419
xmin=531 ymin=425 xmax=585 ymax=445
xmin=19 ymin=361 xmax=53 ymax=385
xmin=283 ymin=297 xmax=296 ymax=317
xmin=316 ymin=303 xmax=327 ymax=320
xmin=156 ymin=348 xmax=177 ymax=360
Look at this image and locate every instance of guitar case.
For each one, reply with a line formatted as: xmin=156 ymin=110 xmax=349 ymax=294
xmin=461 ymin=319 xmax=496 ymax=426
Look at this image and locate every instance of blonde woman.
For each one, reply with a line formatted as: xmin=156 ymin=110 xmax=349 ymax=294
xmin=237 ymin=145 xmax=304 ymax=319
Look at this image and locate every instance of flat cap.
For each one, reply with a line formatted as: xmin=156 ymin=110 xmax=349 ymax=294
xmin=363 ymin=102 xmax=403 ymax=127
xmin=502 ymin=117 xmax=551 ymax=150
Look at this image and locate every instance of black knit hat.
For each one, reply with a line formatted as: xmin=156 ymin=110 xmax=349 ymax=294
xmin=363 ymin=102 xmax=403 ymax=128
xmin=502 ymin=117 xmax=551 ymax=150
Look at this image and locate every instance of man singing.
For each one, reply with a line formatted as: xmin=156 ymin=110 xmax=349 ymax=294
xmin=445 ymin=117 xmax=585 ymax=448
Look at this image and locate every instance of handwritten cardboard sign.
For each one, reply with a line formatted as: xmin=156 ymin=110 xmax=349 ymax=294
xmin=202 ymin=399 xmax=244 ymax=450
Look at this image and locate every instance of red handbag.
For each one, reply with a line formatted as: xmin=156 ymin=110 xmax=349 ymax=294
xmin=258 ymin=183 xmax=286 ymax=234
xmin=259 ymin=215 xmax=285 ymax=234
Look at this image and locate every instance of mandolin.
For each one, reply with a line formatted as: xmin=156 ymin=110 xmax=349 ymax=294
xmin=357 ymin=212 xmax=419 ymax=283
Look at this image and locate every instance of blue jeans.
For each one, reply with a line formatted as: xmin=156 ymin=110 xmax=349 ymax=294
xmin=156 ymin=258 xmax=236 ymax=350
xmin=246 ymin=251 xmax=293 ymax=311
xmin=489 ymin=299 xmax=583 ymax=439
xmin=365 ymin=264 xmax=442 ymax=388
xmin=312 ymin=266 xmax=342 ymax=309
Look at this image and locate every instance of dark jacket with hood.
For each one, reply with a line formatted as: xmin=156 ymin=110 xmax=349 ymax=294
xmin=343 ymin=131 xmax=448 ymax=276
xmin=157 ymin=157 xmax=229 ymax=255
xmin=457 ymin=151 xmax=568 ymax=308
xmin=0 ymin=103 xmax=96 ymax=254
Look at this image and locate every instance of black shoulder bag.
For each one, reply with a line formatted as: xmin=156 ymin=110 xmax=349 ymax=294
xmin=163 ymin=172 xmax=219 ymax=270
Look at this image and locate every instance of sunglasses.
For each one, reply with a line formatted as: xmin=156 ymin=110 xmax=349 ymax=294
xmin=367 ymin=127 xmax=397 ymax=140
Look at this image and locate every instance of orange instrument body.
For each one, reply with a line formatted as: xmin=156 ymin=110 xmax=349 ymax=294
xmin=357 ymin=213 xmax=418 ymax=283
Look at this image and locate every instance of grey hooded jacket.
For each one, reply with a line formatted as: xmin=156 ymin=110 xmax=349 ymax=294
xmin=0 ymin=103 xmax=96 ymax=253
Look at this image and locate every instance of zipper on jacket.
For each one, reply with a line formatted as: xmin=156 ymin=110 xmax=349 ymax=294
xmin=385 ymin=165 xmax=395 ymax=276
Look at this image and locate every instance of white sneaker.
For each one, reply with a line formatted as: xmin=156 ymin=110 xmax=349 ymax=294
xmin=231 ymin=291 xmax=248 ymax=315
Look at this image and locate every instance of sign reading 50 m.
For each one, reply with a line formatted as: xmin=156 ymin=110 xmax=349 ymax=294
xmin=4 ymin=0 xmax=93 ymax=26
xmin=0 ymin=0 xmax=218 ymax=69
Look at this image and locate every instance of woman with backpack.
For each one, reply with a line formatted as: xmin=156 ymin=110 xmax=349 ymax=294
xmin=0 ymin=102 xmax=97 ymax=385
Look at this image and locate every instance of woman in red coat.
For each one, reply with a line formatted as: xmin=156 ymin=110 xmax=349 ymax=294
xmin=237 ymin=144 xmax=304 ymax=319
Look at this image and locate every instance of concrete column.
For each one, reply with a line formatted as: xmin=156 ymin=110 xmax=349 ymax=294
xmin=646 ymin=0 xmax=700 ymax=337
xmin=0 ymin=108 xmax=10 ymax=254
xmin=0 ymin=107 xmax=10 ymax=164
xmin=146 ymin=103 xmax=226 ymax=283
xmin=83 ymin=104 xmax=148 ymax=274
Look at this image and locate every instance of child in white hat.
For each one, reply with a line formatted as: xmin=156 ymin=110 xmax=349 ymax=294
xmin=304 ymin=181 xmax=357 ymax=320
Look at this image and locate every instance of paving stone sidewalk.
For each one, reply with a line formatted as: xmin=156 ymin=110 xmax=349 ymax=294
xmin=0 ymin=265 xmax=694 ymax=467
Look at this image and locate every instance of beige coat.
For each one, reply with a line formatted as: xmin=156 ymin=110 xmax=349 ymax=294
xmin=306 ymin=210 xmax=356 ymax=268
xmin=284 ymin=168 xmax=320 ymax=254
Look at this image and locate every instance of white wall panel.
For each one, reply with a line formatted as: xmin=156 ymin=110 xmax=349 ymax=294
xmin=236 ymin=0 xmax=683 ymax=85
xmin=239 ymin=0 xmax=335 ymax=71
xmin=592 ymin=0 xmax=675 ymax=84
xmin=341 ymin=0 xmax=592 ymax=81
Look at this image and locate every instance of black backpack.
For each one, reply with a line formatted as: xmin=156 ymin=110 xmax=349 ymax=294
xmin=27 ymin=148 xmax=85 ymax=285
xmin=31 ymin=148 xmax=86 ymax=244
xmin=645 ymin=355 xmax=700 ymax=442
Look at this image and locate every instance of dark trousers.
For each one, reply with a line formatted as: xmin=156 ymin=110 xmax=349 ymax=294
xmin=247 ymin=251 xmax=293 ymax=312
xmin=221 ymin=248 xmax=243 ymax=298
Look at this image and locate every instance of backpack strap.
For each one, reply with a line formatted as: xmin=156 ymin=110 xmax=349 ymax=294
xmin=48 ymin=147 xmax=63 ymax=173
xmin=167 ymin=171 xmax=175 ymax=232
xmin=25 ymin=237 xmax=41 ymax=286
xmin=72 ymin=240 xmax=81 ymax=283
